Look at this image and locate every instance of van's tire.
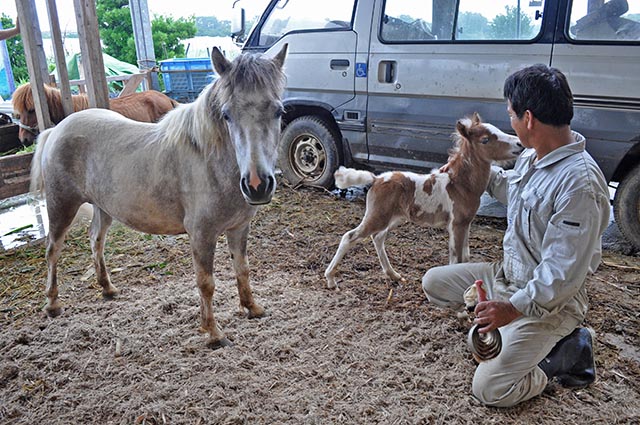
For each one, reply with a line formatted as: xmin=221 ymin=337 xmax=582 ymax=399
xmin=613 ymin=163 xmax=640 ymax=250
xmin=279 ymin=116 xmax=341 ymax=189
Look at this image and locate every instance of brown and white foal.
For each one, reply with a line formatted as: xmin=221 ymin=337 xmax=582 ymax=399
xmin=325 ymin=112 xmax=523 ymax=289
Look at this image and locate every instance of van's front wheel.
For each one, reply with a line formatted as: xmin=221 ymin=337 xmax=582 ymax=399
xmin=614 ymin=163 xmax=640 ymax=250
xmin=279 ymin=116 xmax=340 ymax=189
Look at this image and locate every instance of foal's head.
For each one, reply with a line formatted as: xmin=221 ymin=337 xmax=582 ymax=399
xmin=211 ymin=44 xmax=288 ymax=205
xmin=454 ymin=112 xmax=523 ymax=165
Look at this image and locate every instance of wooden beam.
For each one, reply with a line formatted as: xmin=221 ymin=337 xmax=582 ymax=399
xmin=129 ymin=0 xmax=160 ymax=90
xmin=45 ymin=0 xmax=74 ymax=118
xmin=73 ymin=0 xmax=109 ymax=109
xmin=14 ymin=0 xmax=53 ymax=133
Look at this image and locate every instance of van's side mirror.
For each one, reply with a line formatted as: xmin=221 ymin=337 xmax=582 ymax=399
xmin=231 ymin=5 xmax=246 ymax=44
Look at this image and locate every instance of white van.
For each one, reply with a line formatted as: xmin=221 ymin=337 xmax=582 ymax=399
xmin=232 ymin=0 xmax=640 ymax=249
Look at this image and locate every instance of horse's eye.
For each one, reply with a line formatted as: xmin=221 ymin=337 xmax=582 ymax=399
xmin=481 ymin=137 xmax=490 ymax=144
xmin=221 ymin=112 xmax=230 ymax=121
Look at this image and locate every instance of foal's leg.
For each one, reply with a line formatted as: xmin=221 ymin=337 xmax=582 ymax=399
xmin=371 ymin=229 xmax=404 ymax=282
xmin=226 ymin=225 xmax=265 ymax=318
xmin=325 ymin=218 xmax=386 ymax=289
xmin=43 ymin=200 xmax=82 ymax=317
xmin=449 ymin=221 xmax=471 ymax=264
xmin=89 ymin=206 xmax=118 ymax=298
xmin=190 ymin=234 xmax=230 ymax=349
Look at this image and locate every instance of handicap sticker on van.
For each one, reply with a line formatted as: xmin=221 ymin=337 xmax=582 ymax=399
xmin=355 ymin=63 xmax=367 ymax=78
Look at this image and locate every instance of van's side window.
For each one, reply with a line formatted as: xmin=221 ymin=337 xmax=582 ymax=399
xmin=568 ymin=0 xmax=640 ymax=41
xmin=381 ymin=0 xmax=545 ymax=42
xmin=256 ymin=0 xmax=355 ymax=47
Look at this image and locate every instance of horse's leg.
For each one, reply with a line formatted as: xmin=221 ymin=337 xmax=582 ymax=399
xmin=43 ymin=201 xmax=82 ymax=317
xmin=89 ymin=206 xmax=118 ymax=298
xmin=226 ymin=225 xmax=265 ymax=319
xmin=371 ymin=229 xmax=404 ymax=282
xmin=325 ymin=222 xmax=375 ymax=290
xmin=190 ymin=235 xmax=230 ymax=349
xmin=449 ymin=221 xmax=471 ymax=263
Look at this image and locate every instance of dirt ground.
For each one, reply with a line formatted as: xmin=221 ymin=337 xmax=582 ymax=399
xmin=1 ymin=180 xmax=639 ymax=424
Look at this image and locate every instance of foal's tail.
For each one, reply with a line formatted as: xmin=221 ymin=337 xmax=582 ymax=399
xmin=29 ymin=128 xmax=54 ymax=195
xmin=334 ymin=166 xmax=376 ymax=189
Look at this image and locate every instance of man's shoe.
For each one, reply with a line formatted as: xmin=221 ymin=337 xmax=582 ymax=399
xmin=538 ymin=327 xmax=596 ymax=388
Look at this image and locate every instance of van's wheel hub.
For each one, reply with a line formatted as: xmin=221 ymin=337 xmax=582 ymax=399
xmin=293 ymin=136 xmax=326 ymax=176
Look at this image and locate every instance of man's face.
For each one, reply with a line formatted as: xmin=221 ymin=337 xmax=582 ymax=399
xmin=507 ymin=101 xmax=530 ymax=148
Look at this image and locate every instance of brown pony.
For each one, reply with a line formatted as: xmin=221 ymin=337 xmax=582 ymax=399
xmin=12 ymin=82 xmax=179 ymax=143
xmin=324 ymin=113 xmax=524 ymax=290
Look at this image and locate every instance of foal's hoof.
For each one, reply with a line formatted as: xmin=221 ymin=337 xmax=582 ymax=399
xmin=44 ymin=304 xmax=63 ymax=318
xmin=102 ymin=286 xmax=120 ymax=300
xmin=207 ymin=337 xmax=233 ymax=350
xmin=247 ymin=305 xmax=266 ymax=319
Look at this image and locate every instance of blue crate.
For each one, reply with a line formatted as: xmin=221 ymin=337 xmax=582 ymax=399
xmin=160 ymin=58 xmax=217 ymax=101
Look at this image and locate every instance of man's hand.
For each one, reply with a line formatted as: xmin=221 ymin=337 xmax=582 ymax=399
xmin=473 ymin=300 xmax=521 ymax=333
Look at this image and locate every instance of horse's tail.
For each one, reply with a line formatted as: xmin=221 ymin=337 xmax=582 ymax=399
xmin=29 ymin=128 xmax=54 ymax=195
xmin=334 ymin=166 xmax=376 ymax=189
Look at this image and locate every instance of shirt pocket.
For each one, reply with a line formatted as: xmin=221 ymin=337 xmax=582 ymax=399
xmin=520 ymin=187 xmax=553 ymax=246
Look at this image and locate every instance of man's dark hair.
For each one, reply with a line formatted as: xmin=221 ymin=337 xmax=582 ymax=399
xmin=503 ymin=64 xmax=573 ymax=127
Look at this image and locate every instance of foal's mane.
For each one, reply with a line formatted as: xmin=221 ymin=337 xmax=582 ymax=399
xmin=446 ymin=116 xmax=475 ymax=177
xmin=154 ymin=51 xmax=286 ymax=155
xmin=13 ymin=83 xmax=89 ymax=123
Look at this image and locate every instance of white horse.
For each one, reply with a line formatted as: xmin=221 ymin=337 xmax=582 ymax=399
xmin=30 ymin=44 xmax=288 ymax=348
xmin=325 ymin=113 xmax=523 ymax=289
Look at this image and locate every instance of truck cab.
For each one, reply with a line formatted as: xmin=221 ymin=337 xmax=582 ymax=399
xmin=234 ymin=0 xmax=640 ymax=249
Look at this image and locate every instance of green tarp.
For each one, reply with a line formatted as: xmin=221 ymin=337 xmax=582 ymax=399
xmin=55 ymin=52 xmax=140 ymax=93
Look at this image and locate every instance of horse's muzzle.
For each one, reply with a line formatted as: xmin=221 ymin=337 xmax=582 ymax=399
xmin=241 ymin=174 xmax=276 ymax=205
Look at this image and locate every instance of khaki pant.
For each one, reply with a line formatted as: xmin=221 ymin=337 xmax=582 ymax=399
xmin=422 ymin=262 xmax=582 ymax=407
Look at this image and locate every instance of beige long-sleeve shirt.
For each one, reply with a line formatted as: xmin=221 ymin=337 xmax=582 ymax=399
xmin=487 ymin=132 xmax=610 ymax=320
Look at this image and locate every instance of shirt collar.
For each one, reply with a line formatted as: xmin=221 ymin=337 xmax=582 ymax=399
xmin=533 ymin=131 xmax=586 ymax=169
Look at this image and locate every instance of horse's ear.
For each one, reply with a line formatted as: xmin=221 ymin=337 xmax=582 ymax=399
xmin=456 ymin=119 xmax=470 ymax=140
xmin=472 ymin=112 xmax=482 ymax=124
xmin=211 ymin=47 xmax=233 ymax=76
xmin=272 ymin=43 xmax=288 ymax=70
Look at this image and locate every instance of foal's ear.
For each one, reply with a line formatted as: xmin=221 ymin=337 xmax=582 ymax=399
xmin=472 ymin=111 xmax=482 ymax=124
xmin=272 ymin=43 xmax=288 ymax=69
xmin=211 ymin=47 xmax=233 ymax=76
xmin=456 ymin=118 xmax=471 ymax=140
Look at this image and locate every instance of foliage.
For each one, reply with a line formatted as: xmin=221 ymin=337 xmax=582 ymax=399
xmin=0 ymin=14 xmax=28 ymax=85
xmin=96 ymin=0 xmax=197 ymax=65
xmin=489 ymin=6 xmax=536 ymax=40
xmin=457 ymin=12 xmax=489 ymax=39
xmin=195 ymin=16 xmax=232 ymax=37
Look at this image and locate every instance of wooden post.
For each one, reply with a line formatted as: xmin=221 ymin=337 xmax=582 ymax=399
xmin=73 ymin=0 xmax=109 ymax=109
xmin=129 ymin=0 xmax=159 ymax=91
xmin=14 ymin=0 xmax=53 ymax=133
xmin=45 ymin=0 xmax=74 ymax=118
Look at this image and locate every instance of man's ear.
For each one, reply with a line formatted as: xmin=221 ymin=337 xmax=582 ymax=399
xmin=525 ymin=110 xmax=534 ymax=130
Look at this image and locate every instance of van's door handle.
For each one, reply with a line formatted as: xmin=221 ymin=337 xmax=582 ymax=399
xmin=330 ymin=59 xmax=350 ymax=70
xmin=378 ymin=60 xmax=397 ymax=83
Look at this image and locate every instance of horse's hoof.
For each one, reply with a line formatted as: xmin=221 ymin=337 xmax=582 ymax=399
xmin=207 ymin=337 xmax=233 ymax=350
xmin=102 ymin=286 xmax=120 ymax=300
xmin=247 ymin=305 xmax=266 ymax=319
xmin=44 ymin=305 xmax=63 ymax=318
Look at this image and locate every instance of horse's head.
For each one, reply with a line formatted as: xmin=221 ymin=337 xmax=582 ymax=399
xmin=455 ymin=112 xmax=524 ymax=164
xmin=211 ymin=44 xmax=288 ymax=205
xmin=12 ymin=83 xmax=40 ymax=144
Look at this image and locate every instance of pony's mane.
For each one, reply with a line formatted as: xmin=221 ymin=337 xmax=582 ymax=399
xmin=155 ymin=52 xmax=286 ymax=156
xmin=446 ymin=117 xmax=474 ymax=177
xmin=12 ymin=83 xmax=90 ymax=123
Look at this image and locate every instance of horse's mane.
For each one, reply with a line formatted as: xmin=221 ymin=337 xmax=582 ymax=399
xmin=446 ymin=117 xmax=474 ymax=178
xmin=155 ymin=52 xmax=287 ymax=156
xmin=12 ymin=83 xmax=90 ymax=123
